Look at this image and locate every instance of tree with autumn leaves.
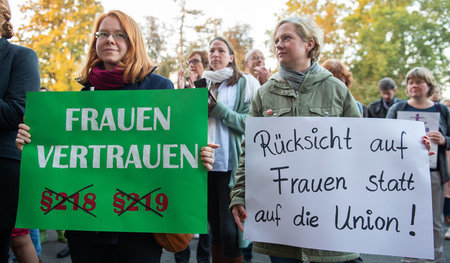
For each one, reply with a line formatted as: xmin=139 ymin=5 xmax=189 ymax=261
xmin=16 ymin=0 xmax=103 ymax=91
xmin=151 ymin=0 xmax=253 ymax=80
xmin=14 ymin=0 xmax=448 ymax=100
xmin=280 ymin=0 xmax=449 ymax=104
xmin=16 ymin=0 xmax=254 ymax=89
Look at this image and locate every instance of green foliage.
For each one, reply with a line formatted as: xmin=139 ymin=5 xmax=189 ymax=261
xmin=281 ymin=0 xmax=449 ymax=104
xmin=345 ymin=0 xmax=449 ymax=86
xmin=279 ymin=0 xmax=351 ymax=61
xmin=17 ymin=0 xmax=104 ymax=91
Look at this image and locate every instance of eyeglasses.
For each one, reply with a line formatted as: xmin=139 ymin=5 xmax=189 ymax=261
xmin=249 ymin=56 xmax=264 ymax=61
xmin=94 ymin=32 xmax=129 ymax=41
xmin=187 ymin=59 xmax=201 ymax=66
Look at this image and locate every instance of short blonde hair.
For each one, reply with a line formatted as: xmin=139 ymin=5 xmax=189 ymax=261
xmin=405 ymin=67 xmax=438 ymax=97
xmin=0 ymin=0 xmax=13 ymax=39
xmin=272 ymin=17 xmax=323 ymax=62
xmin=78 ymin=10 xmax=154 ymax=84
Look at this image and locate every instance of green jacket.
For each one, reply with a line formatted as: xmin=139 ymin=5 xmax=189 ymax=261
xmin=209 ymin=76 xmax=251 ymax=188
xmin=230 ymin=66 xmax=361 ymax=262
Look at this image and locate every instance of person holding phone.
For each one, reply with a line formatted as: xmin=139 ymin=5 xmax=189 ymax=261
xmin=177 ymin=51 xmax=209 ymax=89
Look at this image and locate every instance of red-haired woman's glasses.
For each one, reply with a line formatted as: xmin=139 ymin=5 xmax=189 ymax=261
xmin=95 ymin=32 xmax=128 ymax=41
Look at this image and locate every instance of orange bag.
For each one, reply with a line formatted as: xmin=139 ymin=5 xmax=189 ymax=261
xmin=153 ymin=233 xmax=193 ymax=253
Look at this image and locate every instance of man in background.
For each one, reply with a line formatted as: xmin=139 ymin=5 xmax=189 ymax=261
xmin=245 ymin=49 xmax=271 ymax=85
xmin=367 ymin=77 xmax=402 ymax=118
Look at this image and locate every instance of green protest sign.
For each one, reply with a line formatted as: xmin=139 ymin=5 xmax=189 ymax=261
xmin=16 ymin=88 xmax=208 ymax=233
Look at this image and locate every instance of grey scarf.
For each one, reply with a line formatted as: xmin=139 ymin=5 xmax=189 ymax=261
xmin=278 ymin=62 xmax=318 ymax=91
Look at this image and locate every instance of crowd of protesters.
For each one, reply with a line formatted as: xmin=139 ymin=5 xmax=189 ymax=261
xmin=2 ymin=0 xmax=448 ymax=262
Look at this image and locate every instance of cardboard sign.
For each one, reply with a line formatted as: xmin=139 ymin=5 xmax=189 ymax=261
xmin=244 ymin=117 xmax=433 ymax=259
xmin=16 ymin=89 xmax=208 ymax=233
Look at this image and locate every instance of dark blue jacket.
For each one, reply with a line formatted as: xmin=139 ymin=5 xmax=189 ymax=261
xmin=0 ymin=38 xmax=40 ymax=160
xmin=66 ymin=69 xmax=174 ymax=245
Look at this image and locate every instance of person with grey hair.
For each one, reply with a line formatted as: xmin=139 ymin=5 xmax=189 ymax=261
xmin=230 ymin=17 xmax=361 ymax=263
xmin=367 ymin=77 xmax=403 ymax=118
xmin=245 ymin=49 xmax=271 ymax=85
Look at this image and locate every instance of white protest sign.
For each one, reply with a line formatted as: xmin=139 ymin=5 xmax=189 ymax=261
xmin=397 ymin=111 xmax=440 ymax=169
xmin=244 ymin=117 xmax=433 ymax=259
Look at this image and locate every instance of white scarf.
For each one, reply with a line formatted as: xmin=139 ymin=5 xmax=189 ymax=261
xmin=241 ymin=73 xmax=260 ymax=103
xmin=202 ymin=67 xmax=234 ymax=84
xmin=203 ymin=67 xmax=259 ymax=103
xmin=204 ymin=67 xmax=260 ymax=147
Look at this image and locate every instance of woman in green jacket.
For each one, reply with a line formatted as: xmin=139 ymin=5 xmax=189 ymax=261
xmin=229 ymin=17 xmax=361 ymax=263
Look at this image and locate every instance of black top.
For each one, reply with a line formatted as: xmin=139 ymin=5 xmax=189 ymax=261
xmin=367 ymin=97 xmax=403 ymax=118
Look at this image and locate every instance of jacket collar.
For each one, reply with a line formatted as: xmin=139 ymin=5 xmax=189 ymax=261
xmin=268 ymin=66 xmax=332 ymax=96
xmin=0 ymin=37 xmax=9 ymax=49
xmin=269 ymin=73 xmax=297 ymax=97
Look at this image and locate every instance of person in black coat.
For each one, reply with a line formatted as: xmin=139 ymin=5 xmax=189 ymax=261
xmin=367 ymin=77 xmax=403 ymax=118
xmin=0 ymin=0 xmax=40 ymax=262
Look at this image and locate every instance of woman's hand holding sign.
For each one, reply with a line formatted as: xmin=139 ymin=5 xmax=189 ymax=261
xmin=201 ymin=143 xmax=219 ymax=171
xmin=422 ymin=135 xmax=435 ymax=156
xmin=15 ymin=123 xmax=31 ymax=151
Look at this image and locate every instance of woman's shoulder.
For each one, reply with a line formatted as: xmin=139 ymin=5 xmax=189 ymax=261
xmin=386 ymin=100 xmax=407 ymax=118
xmin=437 ymin=102 xmax=450 ymax=117
xmin=142 ymin=73 xmax=174 ymax=90
xmin=7 ymin=42 xmax=38 ymax=58
xmin=0 ymin=40 xmax=37 ymax=63
xmin=263 ymin=72 xmax=288 ymax=87
xmin=313 ymin=67 xmax=347 ymax=90
xmin=2 ymin=42 xmax=39 ymax=73
xmin=391 ymin=100 xmax=408 ymax=110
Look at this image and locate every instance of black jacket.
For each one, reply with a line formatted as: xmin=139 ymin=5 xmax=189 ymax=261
xmin=367 ymin=97 xmax=403 ymax=118
xmin=0 ymin=38 xmax=40 ymax=160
